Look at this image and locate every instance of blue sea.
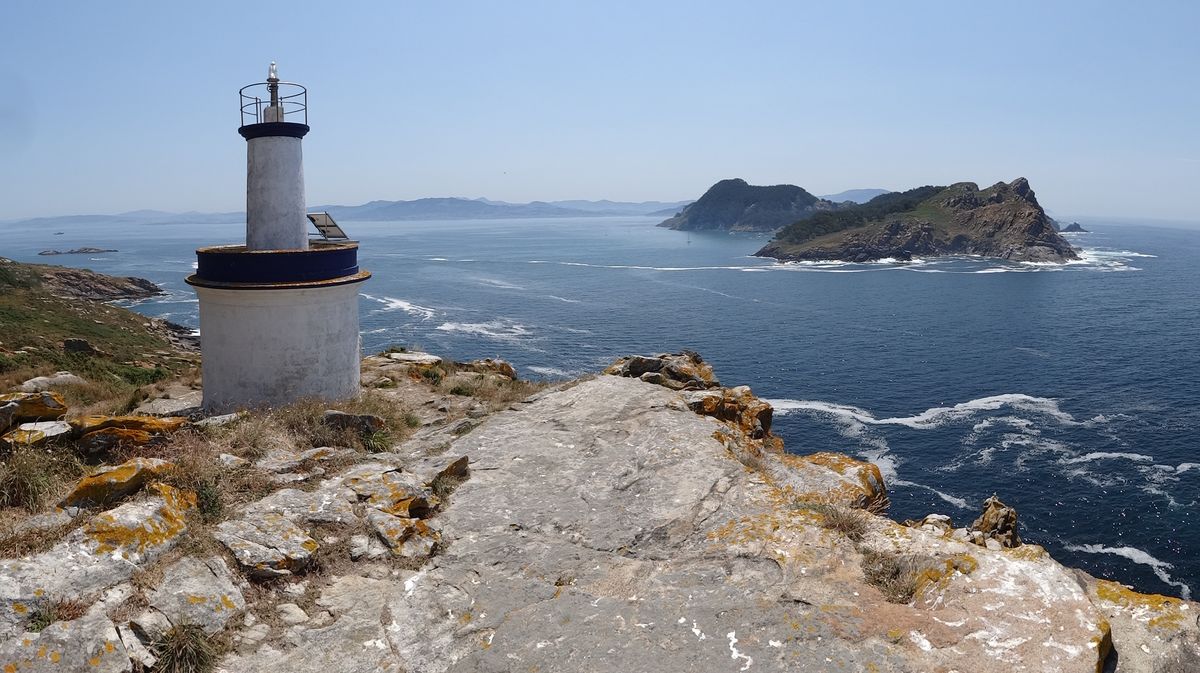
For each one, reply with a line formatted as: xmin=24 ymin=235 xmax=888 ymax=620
xmin=3 ymin=216 xmax=1198 ymax=599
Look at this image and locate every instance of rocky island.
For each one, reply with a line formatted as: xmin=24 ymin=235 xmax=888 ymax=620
xmin=756 ymin=178 xmax=1078 ymax=263
xmin=37 ymin=248 xmax=118 ymax=256
xmin=1062 ymin=221 xmax=1089 ymax=233
xmin=658 ymin=178 xmax=839 ymax=232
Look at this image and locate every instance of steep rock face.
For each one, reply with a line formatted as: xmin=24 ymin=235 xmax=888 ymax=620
xmin=758 ymin=178 xmax=1078 ymax=263
xmin=658 ymin=178 xmax=836 ymax=232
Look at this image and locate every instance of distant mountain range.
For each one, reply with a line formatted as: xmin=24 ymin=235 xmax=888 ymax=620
xmin=4 ymin=198 xmax=695 ymax=226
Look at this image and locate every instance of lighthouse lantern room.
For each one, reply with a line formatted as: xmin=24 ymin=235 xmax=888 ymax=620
xmin=186 ymin=63 xmax=370 ymax=412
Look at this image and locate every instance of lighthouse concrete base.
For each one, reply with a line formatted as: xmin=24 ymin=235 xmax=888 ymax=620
xmin=194 ymin=282 xmax=363 ymax=412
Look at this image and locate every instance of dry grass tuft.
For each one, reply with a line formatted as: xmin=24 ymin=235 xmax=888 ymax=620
xmin=158 ymin=430 xmax=278 ymax=520
xmin=860 ymin=549 xmax=934 ymax=604
xmin=151 ymin=622 xmax=219 ymax=673
xmin=430 ymin=471 xmax=467 ymax=503
xmin=27 ymin=596 xmax=90 ymax=632
xmin=0 ymin=444 xmax=84 ymax=512
xmin=822 ymin=506 xmax=869 ymax=542
xmin=0 ymin=514 xmax=86 ymax=558
xmin=439 ymin=374 xmax=546 ymax=411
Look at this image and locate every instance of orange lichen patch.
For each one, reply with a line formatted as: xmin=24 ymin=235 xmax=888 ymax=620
xmin=84 ymin=484 xmax=196 ymax=556
xmin=1004 ymin=544 xmax=1049 ymax=561
xmin=706 ymin=509 xmax=814 ymax=551
xmin=0 ymin=391 xmax=68 ymax=421
xmin=2 ymin=422 xmax=71 ymax=446
xmin=89 ymin=655 xmax=101 ymax=666
xmin=60 ymin=457 xmax=175 ymax=506
xmin=187 ymin=595 xmax=208 ymax=604
xmin=913 ymin=553 xmax=979 ymax=600
xmin=4 ymin=663 xmax=15 ymax=673
xmin=104 ymin=641 xmax=115 ymax=653
xmin=784 ymin=452 xmax=889 ymax=512
xmin=686 ymin=387 xmax=774 ymax=439
xmin=49 ymin=651 xmax=60 ymax=663
xmin=12 ymin=603 xmax=27 ymax=614
xmin=221 ymin=595 xmax=237 ymax=610
xmin=377 ymin=496 xmax=433 ymax=518
xmin=70 ymin=415 xmax=187 ymax=435
xmin=301 ymin=539 xmax=319 ymax=553
xmin=78 ymin=427 xmax=154 ymax=454
xmin=1094 ymin=579 xmax=1190 ymax=631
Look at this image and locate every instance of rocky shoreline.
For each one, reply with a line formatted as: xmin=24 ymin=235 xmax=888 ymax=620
xmin=1 ymin=350 xmax=1196 ymax=671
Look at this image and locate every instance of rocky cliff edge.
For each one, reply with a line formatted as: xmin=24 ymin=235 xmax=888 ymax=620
xmin=2 ymin=352 xmax=1197 ymax=672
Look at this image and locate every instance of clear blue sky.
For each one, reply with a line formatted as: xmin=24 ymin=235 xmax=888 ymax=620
xmin=2 ymin=1 xmax=1197 ymax=220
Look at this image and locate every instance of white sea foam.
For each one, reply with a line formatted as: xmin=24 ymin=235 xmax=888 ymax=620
xmin=427 ymin=257 xmax=448 ymax=261
xmin=1059 ymin=452 xmax=1155 ymax=465
xmin=547 ymin=295 xmax=582 ymax=303
xmin=435 ymin=320 xmax=531 ymax=342
xmin=1014 ymin=346 xmax=1052 ymax=358
xmin=767 ymin=394 xmax=1079 ymax=429
xmin=527 ymin=366 xmax=573 ymax=378
xmin=1175 ymin=463 xmax=1200 ymax=474
xmin=360 ymin=293 xmax=438 ymax=320
xmin=475 ymin=277 xmax=525 ymax=290
xmin=1063 ymin=544 xmax=1191 ymax=599
xmin=892 ymin=478 xmax=970 ymax=509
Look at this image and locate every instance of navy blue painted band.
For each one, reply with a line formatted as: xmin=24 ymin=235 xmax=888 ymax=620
xmin=192 ymin=243 xmax=359 ymax=284
xmin=238 ymin=122 xmax=310 ymax=140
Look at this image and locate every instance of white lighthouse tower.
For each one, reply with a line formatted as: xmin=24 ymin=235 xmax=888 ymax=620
xmin=187 ymin=63 xmax=370 ymax=412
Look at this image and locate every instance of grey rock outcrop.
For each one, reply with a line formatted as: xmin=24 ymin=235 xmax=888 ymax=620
xmin=17 ymin=371 xmax=86 ymax=393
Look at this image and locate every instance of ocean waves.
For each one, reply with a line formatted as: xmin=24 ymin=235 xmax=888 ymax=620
xmin=361 ymin=293 xmax=439 ymax=320
xmin=768 ymin=391 xmax=1197 ymax=513
xmin=1064 ymin=544 xmax=1191 ymax=599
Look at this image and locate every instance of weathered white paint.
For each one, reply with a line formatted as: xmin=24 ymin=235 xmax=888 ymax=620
xmin=246 ymin=135 xmax=307 ymax=251
xmin=195 ymin=283 xmax=362 ymax=411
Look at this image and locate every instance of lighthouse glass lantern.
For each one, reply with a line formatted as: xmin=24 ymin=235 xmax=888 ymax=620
xmin=186 ymin=63 xmax=370 ymax=412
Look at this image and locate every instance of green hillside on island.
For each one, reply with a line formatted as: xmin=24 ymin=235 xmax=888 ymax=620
xmin=657 ymin=178 xmax=838 ymax=232
xmin=756 ymin=178 xmax=1078 ymax=263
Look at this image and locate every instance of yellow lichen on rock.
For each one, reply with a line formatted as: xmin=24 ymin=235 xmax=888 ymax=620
xmin=60 ymin=457 xmax=175 ymax=506
xmin=1093 ymin=579 xmax=1190 ymax=631
xmin=0 ymin=391 xmax=68 ymax=421
xmin=84 ymin=483 xmax=196 ymax=556
xmin=70 ymin=415 xmax=187 ymax=435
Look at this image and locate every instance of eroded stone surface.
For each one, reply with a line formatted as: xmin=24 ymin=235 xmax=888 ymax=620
xmin=17 ymin=371 xmax=86 ymax=393
xmin=0 ymin=485 xmax=196 ymax=639
xmin=214 ymin=514 xmax=318 ymax=578
xmin=217 ymin=575 xmax=406 ymax=673
xmin=148 ymin=556 xmax=245 ymax=635
xmin=0 ymin=603 xmax=130 ymax=673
